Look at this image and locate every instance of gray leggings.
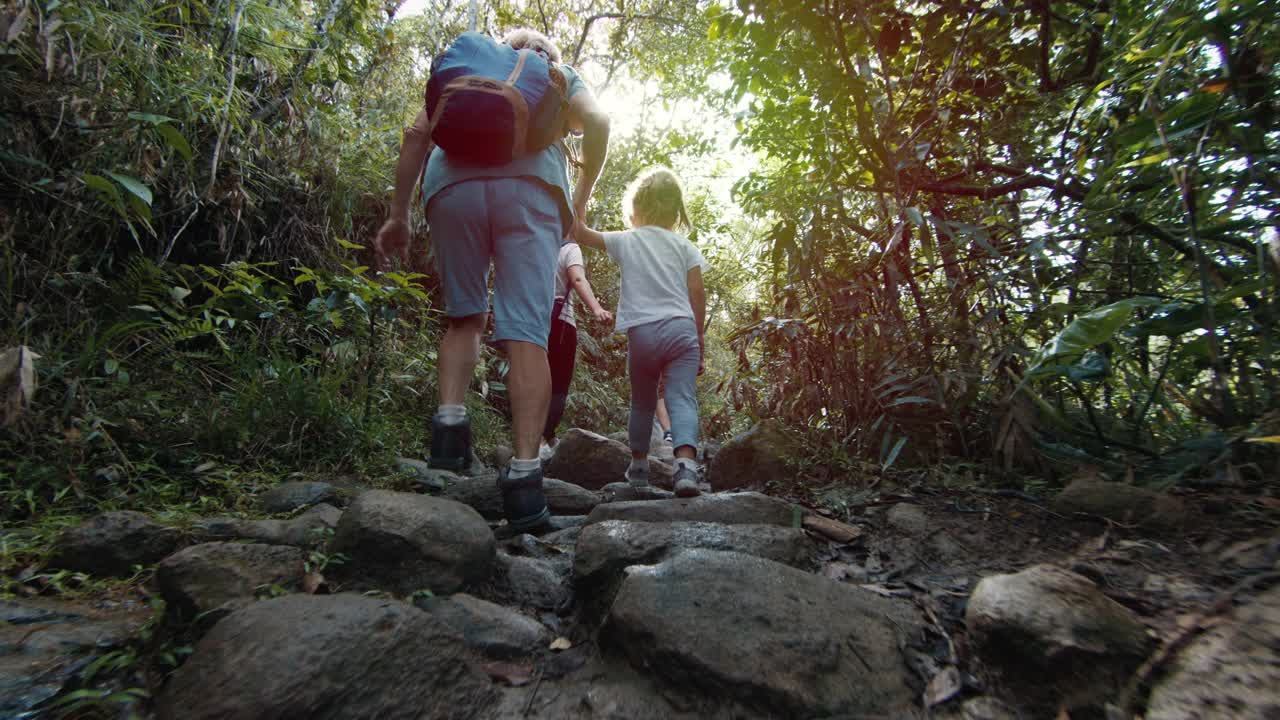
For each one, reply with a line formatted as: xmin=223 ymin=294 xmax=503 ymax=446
xmin=627 ymin=317 xmax=700 ymax=454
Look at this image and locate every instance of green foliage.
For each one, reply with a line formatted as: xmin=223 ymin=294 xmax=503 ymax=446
xmin=705 ymin=0 xmax=1279 ymax=481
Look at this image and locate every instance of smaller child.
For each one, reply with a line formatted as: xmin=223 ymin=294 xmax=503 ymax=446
xmin=575 ymin=167 xmax=707 ymax=497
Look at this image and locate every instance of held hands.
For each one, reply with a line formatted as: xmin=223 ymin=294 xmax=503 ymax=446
xmin=697 ymin=335 xmax=705 ymax=376
xmin=594 ymin=307 xmax=613 ymax=324
xmin=373 ymin=218 xmax=410 ymax=271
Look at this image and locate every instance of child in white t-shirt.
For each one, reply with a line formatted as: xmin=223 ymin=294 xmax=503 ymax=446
xmin=574 ymin=167 xmax=707 ymax=496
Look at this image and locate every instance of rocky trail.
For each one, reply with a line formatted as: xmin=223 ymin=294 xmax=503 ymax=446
xmin=3 ymin=425 xmax=1278 ymax=719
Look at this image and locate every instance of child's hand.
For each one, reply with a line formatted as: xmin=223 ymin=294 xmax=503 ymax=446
xmin=374 ymin=218 xmax=410 ymax=271
xmin=594 ymin=308 xmax=613 ymax=324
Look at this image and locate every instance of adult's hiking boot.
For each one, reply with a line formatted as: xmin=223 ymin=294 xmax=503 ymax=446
xmin=428 ymin=414 xmax=472 ymax=471
xmin=498 ymin=466 xmax=551 ymax=532
xmin=673 ymin=465 xmax=700 ymax=497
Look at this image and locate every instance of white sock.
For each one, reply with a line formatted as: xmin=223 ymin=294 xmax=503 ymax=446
xmin=628 ymin=458 xmax=649 ymax=475
xmin=437 ymin=404 xmax=467 ymax=422
xmin=508 ymin=456 xmax=540 ymax=480
xmin=675 ymin=458 xmax=697 ymax=473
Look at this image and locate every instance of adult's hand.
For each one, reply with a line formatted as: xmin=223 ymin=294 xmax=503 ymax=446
xmin=697 ymin=335 xmax=705 ymax=376
xmin=374 ymin=218 xmax=410 ymax=271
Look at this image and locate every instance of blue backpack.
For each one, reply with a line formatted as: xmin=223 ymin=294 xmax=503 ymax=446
xmin=425 ymin=32 xmax=569 ymax=166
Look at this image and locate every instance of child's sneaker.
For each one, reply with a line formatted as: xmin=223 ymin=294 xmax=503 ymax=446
xmin=672 ymin=465 xmax=700 ymax=497
xmin=625 ymin=465 xmax=650 ymax=489
xmin=428 ymin=414 xmax=472 ymax=471
xmin=662 ymin=430 xmax=673 ymax=444
xmin=538 ymin=439 xmax=557 ymax=463
xmin=497 ymin=466 xmax=551 ymax=532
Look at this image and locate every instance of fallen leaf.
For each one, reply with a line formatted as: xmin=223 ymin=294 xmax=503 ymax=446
xmin=823 ymin=562 xmax=861 ymax=582
xmin=302 ymin=572 xmax=324 ymax=594
xmin=802 ymin=514 xmax=865 ymax=544
xmin=549 ymin=636 xmax=572 ymax=651
xmin=924 ymin=666 xmax=963 ymax=707
xmin=0 ymin=346 xmax=41 ymax=426
xmin=480 ymin=660 xmax=534 ymax=686
xmin=858 ymin=583 xmax=912 ymax=598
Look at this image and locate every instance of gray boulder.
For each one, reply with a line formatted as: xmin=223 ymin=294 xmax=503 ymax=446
xmin=575 ymin=520 xmax=817 ymax=616
xmin=1146 ymin=586 xmax=1280 ymax=719
xmin=706 ymin=420 xmax=796 ymax=491
xmin=1051 ymin=476 xmax=1192 ymax=530
xmin=157 ymin=542 xmax=306 ymax=619
xmin=257 ymin=481 xmax=337 ymax=514
xmin=415 ymin=593 xmax=550 ymax=659
xmin=483 ymin=551 xmax=571 ymax=611
xmin=965 ymin=564 xmax=1153 ymax=712
xmin=439 ymin=474 xmax=599 ymax=519
xmin=47 ymin=511 xmax=183 ymax=576
xmin=332 ymin=490 xmax=494 ymax=595
xmin=600 ymin=482 xmax=674 ymax=502
xmin=604 ymin=549 xmax=921 ymax=717
xmin=586 ymin=492 xmax=795 ymax=527
xmin=545 ymin=429 xmax=674 ymax=490
xmin=194 ymin=503 xmax=341 ymax=547
xmin=153 ymin=594 xmax=494 ymax=720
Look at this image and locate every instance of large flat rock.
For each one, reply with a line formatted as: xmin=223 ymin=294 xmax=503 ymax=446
xmin=586 ymin=492 xmax=795 ymax=527
xmin=438 ymin=474 xmax=600 ymax=519
xmin=415 ymin=593 xmax=550 ymax=659
xmin=574 ymin=520 xmax=817 ymax=616
xmin=154 ymin=594 xmax=494 ymax=719
xmin=603 ymin=549 xmax=921 ymax=717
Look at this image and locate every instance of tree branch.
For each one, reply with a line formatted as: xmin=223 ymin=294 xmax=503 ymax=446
xmin=571 ymin=13 xmax=680 ymax=65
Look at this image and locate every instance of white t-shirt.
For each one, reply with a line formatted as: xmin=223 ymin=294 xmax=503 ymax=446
xmin=553 ymin=242 xmax=584 ymax=327
xmin=602 ymin=225 xmax=708 ymax=333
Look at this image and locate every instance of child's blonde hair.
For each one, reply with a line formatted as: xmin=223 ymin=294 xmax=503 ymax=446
xmin=623 ymin=167 xmax=691 ymax=231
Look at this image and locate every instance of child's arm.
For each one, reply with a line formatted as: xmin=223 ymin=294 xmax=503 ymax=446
xmin=573 ymin=220 xmax=607 ymax=251
xmin=687 ymin=266 xmax=707 ymax=375
xmin=566 ymin=265 xmax=613 ymax=324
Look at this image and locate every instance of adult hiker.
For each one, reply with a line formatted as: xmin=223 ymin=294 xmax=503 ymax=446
xmin=374 ymin=28 xmax=610 ymax=531
xmin=540 ymin=238 xmax=612 ymax=462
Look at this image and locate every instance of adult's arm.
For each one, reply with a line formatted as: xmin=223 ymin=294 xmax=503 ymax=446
xmin=374 ymin=110 xmax=433 ymax=267
xmin=687 ymin=266 xmax=707 ymax=374
xmin=566 ymin=264 xmax=612 ymax=323
xmin=573 ymin=220 xmax=607 ymax=251
xmin=566 ymin=87 xmax=610 ymax=219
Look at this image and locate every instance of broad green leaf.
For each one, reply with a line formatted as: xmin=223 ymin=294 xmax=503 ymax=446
xmin=337 ymin=238 xmax=366 ymax=250
xmin=155 ymin=123 xmax=193 ymax=161
xmin=904 ymin=207 xmax=924 ymax=226
xmin=1033 ymin=297 xmax=1161 ymax=365
xmin=82 ymin=173 xmax=122 ymax=204
xmin=106 ymin=172 xmax=152 ymax=206
xmin=885 ymin=396 xmax=933 ymax=408
xmin=128 ymin=112 xmax=177 ymax=125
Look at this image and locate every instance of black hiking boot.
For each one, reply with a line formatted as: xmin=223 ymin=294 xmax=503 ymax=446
xmin=428 ymin=414 xmax=472 ymax=471
xmin=498 ymin=466 xmax=551 ymax=532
